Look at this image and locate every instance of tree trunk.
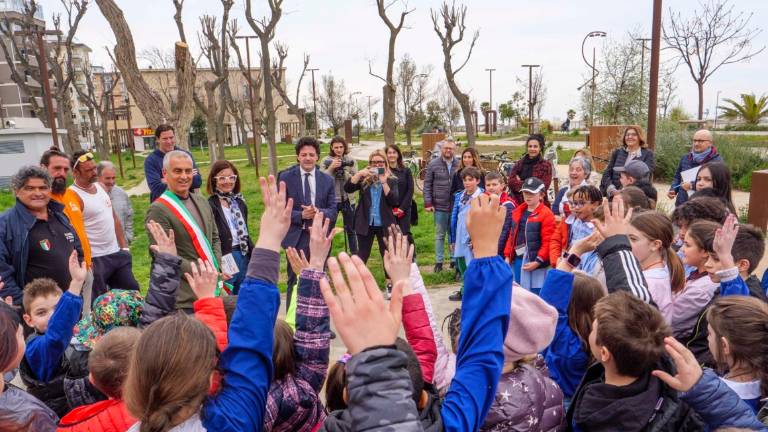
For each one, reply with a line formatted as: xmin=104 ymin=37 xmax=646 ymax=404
xmin=298 ymin=108 xmax=306 ymax=137
xmin=259 ymin=38 xmax=278 ymax=175
xmin=405 ymin=128 xmax=412 ymax=146
xmin=174 ymin=42 xmax=195 ymax=150
xmin=88 ymin=107 xmax=108 ymax=160
xmin=445 ymin=75 xmax=475 ymax=147
xmin=95 ymin=0 xmax=170 ymax=128
xmin=55 ymin=94 xmax=78 ymax=154
xmin=382 ymin=84 xmax=396 ymax=146
xmin=697 ymin=80 xmax=705 ymax=120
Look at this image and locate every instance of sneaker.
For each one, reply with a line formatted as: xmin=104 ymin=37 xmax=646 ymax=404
xmin=433 ymin=263 xmax=444 ymax=273
xmin=448 ymin=290 xmax=463 ymax=301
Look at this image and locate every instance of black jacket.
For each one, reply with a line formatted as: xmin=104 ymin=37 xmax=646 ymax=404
xmin=208 ymin=195 xmax=254 ymax=256
xmin=600 ymin=147 xmax=656 ymax=195
xmin=391 ymin=167 xmax=415 ymax=233
xmin=567 ymin=357 xmax=704 ymax=432
xmin=344 ymin=177 xmax=400 ymax=236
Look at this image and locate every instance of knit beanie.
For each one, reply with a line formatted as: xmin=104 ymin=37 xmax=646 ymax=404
xmin=504 ymin=284 xmax=558 ymax=362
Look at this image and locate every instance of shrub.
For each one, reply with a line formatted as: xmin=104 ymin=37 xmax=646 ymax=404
xmin=539 ymin=120 xmax=552 ymax=134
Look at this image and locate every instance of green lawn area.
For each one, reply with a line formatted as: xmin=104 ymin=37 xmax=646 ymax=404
xmin=0 ymin=142 xmax=456 ymax=294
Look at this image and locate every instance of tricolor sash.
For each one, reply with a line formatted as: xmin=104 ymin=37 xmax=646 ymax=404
xmin=156 ymin=190 xmax=231 ymax=296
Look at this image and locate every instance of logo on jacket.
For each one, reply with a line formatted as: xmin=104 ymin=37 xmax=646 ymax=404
xmin=64 ymin=232 xmax=75 ymax=243
xmin=39 ymin=239 xmax=51 ymax=251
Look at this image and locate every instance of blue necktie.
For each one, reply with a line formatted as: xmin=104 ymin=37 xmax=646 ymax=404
xmin=303 ymin=173 xmax=311 ymax=206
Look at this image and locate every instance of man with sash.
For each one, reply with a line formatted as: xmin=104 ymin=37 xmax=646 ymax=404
xmin=146 ymin=150 xmax=222 ymax=312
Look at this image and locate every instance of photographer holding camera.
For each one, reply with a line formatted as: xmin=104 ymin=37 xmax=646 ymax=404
xmin=344 ymin=149 xmax=399 ymax=270
xmin=322 ymin=136 xmax=359 ymax=254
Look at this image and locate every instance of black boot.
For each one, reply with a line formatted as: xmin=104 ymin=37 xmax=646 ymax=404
xmin=448 ymin=290 xmax=463 ymax=301
xmin=433 ymin=263 xmax=443 ymax=273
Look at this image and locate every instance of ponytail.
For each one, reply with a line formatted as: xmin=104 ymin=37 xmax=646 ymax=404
xmin=665 ymin=247 xmax=685 ymax=294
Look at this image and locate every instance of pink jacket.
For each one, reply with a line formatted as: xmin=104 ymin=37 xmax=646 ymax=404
xmin=671 ymin=272 xmax=718 ymax=339
xmin=643 ymin=267 xmax=673 ymax=325
xmin=402 ymin=293 xmax=437 ymax=383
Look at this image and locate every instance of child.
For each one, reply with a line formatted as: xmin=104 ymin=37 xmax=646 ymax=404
xmin=618 ymin=186 xmax=652 ymax=210
xmin=123 ymin=175 xmax=285 ymax=431
xmin=707 ymin=296 xmax=768 ymax=414
xmin=566 ymin=291 xmax=703 ymax=430
xmin=671 ymin=196 xmax=729 ymax=247
xmin=695 ymin=162 xmax=736 ymax=214
xmin=727 ymin=223 xmax=766 ymax=300
xmin=19 ymin=251 xmax=89 ymax=417
xmin=628 ymin=211 xmax=685 ymax=323
xmin=504 ymin=176 xmax=555 ymax=293
xmin=549 ymin=185 xmax=601 ymax=267
xmin=673 ymin=220 xmax=720 ymax=339
xmin=483 ymin=171 xmax=516 ymax=257
xmin=449 ymin=166 xmax=484 ymax=301
xmin=0 ymin=299 xmax=58 ymax=431
xmin=57 ymin=327 xmax=141 ymax=431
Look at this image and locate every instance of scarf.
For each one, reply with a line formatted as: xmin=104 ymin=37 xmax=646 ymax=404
xmin=691 ymin=147 xmax=713 ymax=164
xmin=520 ymin=154 xmax=542 ymax=181
xmin=216 ymin=191 xmax=250 ymax=254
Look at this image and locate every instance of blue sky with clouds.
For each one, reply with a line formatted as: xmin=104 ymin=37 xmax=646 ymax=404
xmin=41 ymin=0 xmax=767 ymax=123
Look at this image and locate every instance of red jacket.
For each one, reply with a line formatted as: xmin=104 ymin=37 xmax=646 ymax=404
xmin=194 ymin=297 xmax=229 ymax=352
xmin=57 ymin=399 xmax=136 ymax=432
xmin=402 ymin=293 xmax=437 ymax=384
xmin=550 ymin=219 xmax=571 ymax=266
xmin=504 ymin=202 xmax=556 ymax=266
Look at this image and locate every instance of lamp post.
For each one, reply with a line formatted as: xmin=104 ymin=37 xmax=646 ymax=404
xmin=349 ymin=91 xmax=361 ymax=143
xmin=580 ymin=31 xmax=607 ymax=128
xmin=521 ymin=65 xmax=540 ymax=134
xmin=307 ymin=68 xmax=320 ymax=138
xmin=366 ymin=95 xmax=374 ymax=133
xmin=713 ymin=90 xmax=722 ymax=129
xmin=124 ymin=95 xmax=135 ymax=168
xmin=234 ymin=34 xmax=261 ymax=175
xmin=485 ymin=68 xmax=496 ymax=111
xmin=635 ymin=37 xmax=651 ymax=105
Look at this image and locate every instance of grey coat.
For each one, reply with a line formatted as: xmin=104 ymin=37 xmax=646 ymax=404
xmin=423 ymin=157 xmax=459 ymax=212
xmin=107 ymin=185 xmax=134 ymax=243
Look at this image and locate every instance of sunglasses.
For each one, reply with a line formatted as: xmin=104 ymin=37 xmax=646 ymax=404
xmin=73 ymin=152 xmax=94 ymax=170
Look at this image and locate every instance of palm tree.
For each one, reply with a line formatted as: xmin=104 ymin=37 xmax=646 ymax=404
xmin=718 ymin=93 xmax=768 ymax=125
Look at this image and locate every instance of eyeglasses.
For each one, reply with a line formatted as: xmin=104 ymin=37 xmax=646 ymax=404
xmin=571 ymin=200 xmax=587 ymax=208
xmin=73 ymin=152 xmax=94 ymax=170
xmin=214 ymin=175 xmax=238 ymax=182
xmin=370 ymin=160 xmax=386 ymax=165
xmin=692 ymin=139 xmax=711 ymax=144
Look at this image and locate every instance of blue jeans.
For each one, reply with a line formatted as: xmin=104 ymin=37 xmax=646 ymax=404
xmin=228 ymin=248 xmax=248 ymax=294
xmin=434 ymin=210 xmax=451 ymax=264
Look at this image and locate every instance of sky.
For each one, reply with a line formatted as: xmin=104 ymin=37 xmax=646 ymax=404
xmin=39 ymin=0 xmax=768 ymax=125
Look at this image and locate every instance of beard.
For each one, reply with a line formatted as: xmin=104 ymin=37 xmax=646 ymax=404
xmin=52 ymin=177 xmax=67 ymax=194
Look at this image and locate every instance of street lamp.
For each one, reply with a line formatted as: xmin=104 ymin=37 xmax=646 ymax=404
xmin=713 ymin=90 xmax=722 ymax=129
xmin=349 ymin=91 xmax=361 ymax=143
xmin=307 ymin=68 xmax=320 ymax=138
xmin=580 ymin=30 xmax=607 ymax=128
xmin=521 ymin=64 xmax=540 ymax=134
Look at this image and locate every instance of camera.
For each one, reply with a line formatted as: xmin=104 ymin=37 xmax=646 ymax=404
xmin=376 ymin=167 xmax=385 ymax=175
xmin=324 ymin=157 xmax=355 ymax=179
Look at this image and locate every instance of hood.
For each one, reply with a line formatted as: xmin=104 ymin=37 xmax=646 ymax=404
xmin=320 ymin=391 xmax=442 ymax=432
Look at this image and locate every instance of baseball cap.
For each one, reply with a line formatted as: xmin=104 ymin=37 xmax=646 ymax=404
xmin=615 ymin=160 xmax=650 ymax=180
xmin=74 ymin=289 xmax=144 ymax=348
xmin=520 ymin=177 xmax=545 ymax=194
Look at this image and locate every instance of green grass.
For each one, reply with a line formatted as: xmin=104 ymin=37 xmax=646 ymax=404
xmin=0 ymin=142 xmax=459 ymax=293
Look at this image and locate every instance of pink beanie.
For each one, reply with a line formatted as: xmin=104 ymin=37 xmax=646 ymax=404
xmin=503 ymin=284 xmax=558 ymax=362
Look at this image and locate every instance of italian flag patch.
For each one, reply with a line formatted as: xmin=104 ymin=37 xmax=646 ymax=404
xmin=39 ymin=239 xmax=51 ymax=251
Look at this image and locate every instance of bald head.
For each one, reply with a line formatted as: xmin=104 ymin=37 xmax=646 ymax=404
xmin=692 ymin=129 xmax=713 ymax=153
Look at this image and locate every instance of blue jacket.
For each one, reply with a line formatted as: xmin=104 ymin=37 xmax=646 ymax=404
xmin=669 ymin=147 xmax=722 ymax=207
xmin=681 ymin=369 xmax=767 ymax=431
xmin=441 ymin=256 xmax=513 ymax=431
xmin=145 ymin=147 xmax=203 ymax=202
xmin=23 ymin=291 xmax=83 ymax=383
xmin=277 ymin=165 xmax=337 ymax=249
xmin=449 ymin=188 xmax=482 ymax=261
xmin=0 ymin=199 xmax=83 ymax=306
xmin=201 ymin=248 xmax=280 ymax=431
xmin=540 ymin=269 xmax=589 ymax=399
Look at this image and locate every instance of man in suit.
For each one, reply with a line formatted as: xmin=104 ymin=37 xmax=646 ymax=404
xmin=145 ymin=150 xmax=221 ymax=312
xmin=278 ymin=137 xmax=336 ymax=310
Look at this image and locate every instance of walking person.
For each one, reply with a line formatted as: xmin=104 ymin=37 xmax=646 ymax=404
xmin=385 ymin=144 xmax=416 ymax=254
xmin=322 ymin=136 xmax=358 ymax=254
xmin=207 ymin=160 xmax=253 ymax=294
xmin=423 ymin=137 xmax=459 ymax=273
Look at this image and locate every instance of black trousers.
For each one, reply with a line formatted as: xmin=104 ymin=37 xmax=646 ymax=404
xmin=92 ymin=250 xmax=139 ymax=303
xmin=338 ymin=201 xmax=358 ymax=255
xmin=285 ymin=230 xmax=310 ymax=312
xmin=356 ymin=226 xmax=388 ymax=275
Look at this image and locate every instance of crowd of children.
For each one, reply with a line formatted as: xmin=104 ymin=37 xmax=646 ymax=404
xmin=2 ymin=144 xmax=768 ymax=432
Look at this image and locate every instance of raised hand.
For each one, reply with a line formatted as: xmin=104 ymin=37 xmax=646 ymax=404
xmin=593 ymin=196 xmax=632 ymax=239
xmin=383 ymin=225 xmax=414 ymax=287
xmin=319 ymin=253 xmax=403 ymax=354
xmin=286 ymin=247 xmax=310 ymax=274
xmin=466 ymin=193 xmax=506 ymax=259
xmin=256 ymin=175 xmax=293 ymax=252
xmin=712 ymin=213 xmax=739 ymax=268
xmin=147 ymin=220 xmax=177 ymax=256
xmin=651 ymin=337 xmax=703 ymax=392
xmin=570 ymin=230 xmax=604 ymax=256
xmin=68 ymin=250 xmax=87 ymax=296
xmin=308 ymin=212 xmax=342 ymax=271
xmin=185 ymin=259 xmax=219 ymax=300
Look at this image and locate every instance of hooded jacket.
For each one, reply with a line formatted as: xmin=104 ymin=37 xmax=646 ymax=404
xmin=503 ymin=202 xmax=556 ymax=267
xmin=566 ymin=357 xmax=704 ymax=432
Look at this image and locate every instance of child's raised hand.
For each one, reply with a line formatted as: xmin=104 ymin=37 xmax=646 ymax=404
xmin=256 ymin=175 xmax=293 ymax=252
xmin=320 ymin=253 xmax=403 ymax=354
xmin=651 ymin=337 xmax=703 ymax=392
xmin=712 ymin=213 xmax=739 ymax=268
xmin=185 ymin=259 xmax=219 ymax=300
xmin=68 ymin=250 xmax=87 ymax=296
xmin=286 ymin=247 xmax=309 ymax=274
xmin=570 ymin=231 xmax=604 ymax=256
xmin=308 ymin=212 xmax=342 ymax=270
xmin=466 ymin=193 xmax=506 ymax=259
xmin=147 ymin=220 xmax=177 ymax=256
xmin=384 ymin=225 xmax=414 ymax=287
xmin=593 ymin=196 xmax=632 ymax=239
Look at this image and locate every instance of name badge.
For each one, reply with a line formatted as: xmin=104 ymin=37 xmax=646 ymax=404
xmin=515 ymin=244 xmax=527 ymax=257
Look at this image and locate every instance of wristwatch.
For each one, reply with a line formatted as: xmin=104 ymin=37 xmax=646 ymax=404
xmin=565 ymin=252 xmax=582 ymax=268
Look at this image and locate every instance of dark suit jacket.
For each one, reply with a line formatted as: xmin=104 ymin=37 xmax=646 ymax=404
xmin=278 ymin=165 xmax=337 ymax=249
xmin=145 ymin=192 xmax=221 ymax=309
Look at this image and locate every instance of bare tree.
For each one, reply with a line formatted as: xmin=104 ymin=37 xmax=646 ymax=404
xmin=317 ymin=74 xmax=348 ymax=136
xmin=395 ymin=54 xmax=430 ymax=145
xmin=221 ymin=81 xmax=255 ymax=166
xmin=245 ymin=0 xmax=283 ymax=175
xmin=69 ymin=64 xmax=119 ymax=159
xmin=658 ymin=64 xmax=678 ymax=119
xmin=271 ymin=43 xmax=309 ymax=138
xmin=228 ymin=30 xmax=265 ymax=169
xmin=664 ymin=0 xmax=765 ymax=120
xmin=530 ymin=69 xmax=547 ymax=124
xmin=431 ymin=1 xmax=479 ymax=147
xmin=370 ymin=0 xmax=413 ymax=147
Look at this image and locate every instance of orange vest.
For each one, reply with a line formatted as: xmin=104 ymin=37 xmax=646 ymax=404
xmin=52 ymin=189 xmax=92 ymax=265
xmin=57 ymin=399 xmax=137 ymax=432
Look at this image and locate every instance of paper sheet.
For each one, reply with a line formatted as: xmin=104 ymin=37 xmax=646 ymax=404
xmin=221 ymin=253 xmax=239 ymax=275
xmin=681 ymin=166 xmax=699 ymax=197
